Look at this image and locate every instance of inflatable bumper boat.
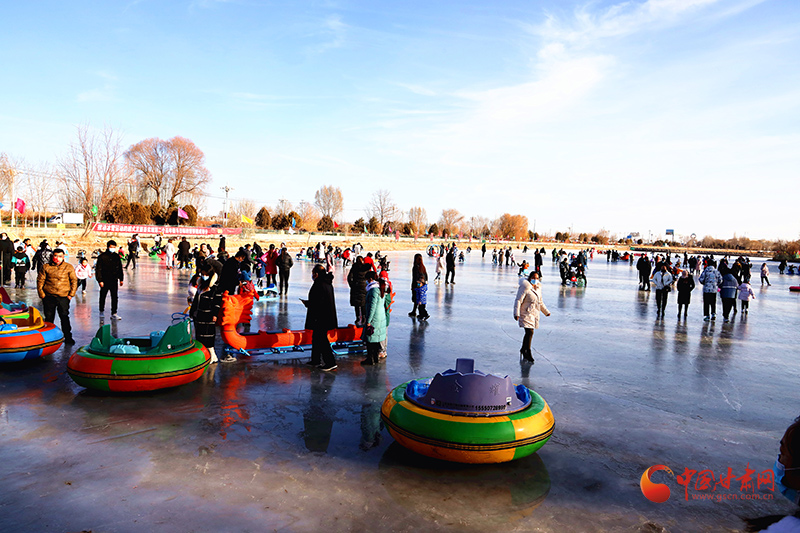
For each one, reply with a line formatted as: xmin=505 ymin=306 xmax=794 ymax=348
xmin=67 ymin=319 xmax=210 ymax=392
xmin=0 ymin=308 xmax=64 ymax=363
xmin=381 ymin=358 xmax=554 ymax=464
xmin=221 ymin=292 xmax=362 ymax=351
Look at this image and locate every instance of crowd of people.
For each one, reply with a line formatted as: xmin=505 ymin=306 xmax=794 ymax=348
xmin=635 ymin=252 xmax=762 ymax=321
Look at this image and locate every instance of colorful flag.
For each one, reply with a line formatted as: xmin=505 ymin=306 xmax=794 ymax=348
xmin=333 ymin=221 xmax=339 ymax=229
xmin=241 ymin=214 xmax=254 ymax=224
xmin=14 ymin=198 xmax=25 ymax=214
xmin=91 ymin=205 xmax=98 ymax=216
xmin=291 ymin=217 xmax=296 ymax=228
xmin=0 ymin=202 xmax=4 ymax=209
xmin=177 ymin=208 xmax=189 ymax=219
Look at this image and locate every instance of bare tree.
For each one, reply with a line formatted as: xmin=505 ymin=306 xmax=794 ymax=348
xmin=125 ymin=136 xmax=210 ymax=207
xmin=125 ymin=138 xmax=169 ymax=205
xmin=407 ymin=206 xmax=427 ymax=234
xmin=314 ymin=185 xmax=344 ymax=220
xmin=275 ymin=198 xmax=293 ymax=216
xmin=58 ymin=124 xmax=129 ymax=225
xmin=467 ymin=216 xmax=492 ymax=238
xmin=367 ymin=189 xmax=400 ymax=226
xmin=168 ymin=136 xmax=211 ymax=205
xmin=0 ymin=153 xmax=16 ymax=202
xmin=297 ymin=201 xmax=320 ymax=232
xmin=438 ymin=208 xmax=464 ymax=237
xmin=23 ymin=164 xmax=58 ymax=228
xmin=229 ymin=198 xmax=257 ymax=227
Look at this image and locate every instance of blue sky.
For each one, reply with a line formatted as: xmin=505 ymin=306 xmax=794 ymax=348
xmin=1 ymin=0 xmax=798 ymax=240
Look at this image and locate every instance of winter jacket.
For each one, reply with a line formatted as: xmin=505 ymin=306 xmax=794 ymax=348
xmin=435 ymin=256 xmax=444 ymax=273
xmin=698 ymin=267 xmax=722 ymax=294
xmin=37 ymin=261 xmax=78 ymax=299
xmin=95 ymin=251 xmax=124 ymax=284
xmin=277 ymin=251 xmax=293 ymax=271
xmin=75 ymin=263 xmax=92 ymax=280
xmin=652 ymin=271 xmax=674 ymax=290
xmin=411 ymin=265 xmax=428 ymax=289
xmin=719 ymin=273 xmax=738 ymax=299
xmin=218 ymin=257 xmax=242 ymax=296
xmin=676 ymin=275 xmax=695 ymax=304
xmin=636 ymin=256 xmax=652 ymax=276
xmin=263 ymin=249 xmax=278 ymax=275
xmin=347 ymin=262 xmax=370 ymax=307
xmin=32 ymin=248 xmax=51 ymax=272
xmin=0 ymin=238 xmax=14 ymax=265
xmin=127 ymin=239 xmax=139 ymax=255
xmin=513 ymin=278 xmax=550 ymax=329
xmin=304 ymin=271 xmax=338 ymax=332
xmin=364 ymin=282 xmax=387 ymax=343
xmin=445 ymin=251 xmax=455 ymax=269
xmin=12 ymin=252 xmax=30 ymax=271
xmin=191 ymin=274 xmax=221 ymax=349
xmin=177 ymin=240 xmax=191 ymax=259
xmin=738 ymin=282 xmax=755 ymax=301
xmin=384 ymin=282 xmax=393 ymax=327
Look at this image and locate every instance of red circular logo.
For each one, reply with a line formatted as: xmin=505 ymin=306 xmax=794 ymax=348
xmin=641 ymin=465 xmax=674 ymax=503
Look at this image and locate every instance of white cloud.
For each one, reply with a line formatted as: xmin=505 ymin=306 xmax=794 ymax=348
xmin=77 ymin=71 xmax=118 ymax=103
xmin=309 ymin=14 xmax=348 ymax=53
xmin=536 ymin=0 xmax=723 ymax=45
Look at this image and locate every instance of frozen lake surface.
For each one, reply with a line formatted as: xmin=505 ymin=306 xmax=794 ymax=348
xmin=1 ymin=248 xmax=798 ymax=532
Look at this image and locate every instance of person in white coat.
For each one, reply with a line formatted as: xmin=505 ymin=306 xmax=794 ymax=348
xmin=434 ymin=254 xmax=444 ymax=284
xmin=513 ymin=271 xmax=550 ymax=363
xmin=652 ymin=264 xmax=674 ymax=318
xmin=164 ymin=239 xmax=176 ymax=270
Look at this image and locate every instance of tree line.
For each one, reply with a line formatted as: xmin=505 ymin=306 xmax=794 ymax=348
xmin=2 ymin=126 xmax=796 ymax=254
xmin=0 ymin=124 xmax=209 ymax=227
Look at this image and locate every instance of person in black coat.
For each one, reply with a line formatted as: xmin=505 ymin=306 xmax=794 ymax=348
xmin=177 ymin=237 xmax=192 ymax=269
xmin=534 ymin=249 xmax=543 ymax=277
xmin=676 ymin=270 xmax=695 ymax=319
xmin=637 ymin=255 xmax=652 ymax=291
xmin=277 ymin=247 xmax=294 ymax=296
xmin=31 ymin=240 xmax=51 ymax=273
xmin=445 ymin=248 xmax=456 ymax=284
xmin=304 ymin=265 xmax=338 ymax=371
xmin=347 ymin=256 xmax=370 ymax=325
xmin=125 ymin=234 xmax=140 ymax=269
xmin=95 ymin=240 xmax=124 ymax=319
xmin=0 ymin=232 xmax=15 ymax=285
xmin=218 ymin=250 xmax=247 ymax=296
xmin=190 ymin=263 xmax=223 ymax=363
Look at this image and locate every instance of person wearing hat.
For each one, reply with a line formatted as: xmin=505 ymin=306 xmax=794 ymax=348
xmin=95 ymin=240 xmax=124 ymax=320
xmin=12 ymin=245 xmax=30 ymax=288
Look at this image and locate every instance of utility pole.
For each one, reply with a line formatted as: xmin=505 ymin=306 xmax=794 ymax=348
xmin=220 ymin=185 xmax=233 ymax=227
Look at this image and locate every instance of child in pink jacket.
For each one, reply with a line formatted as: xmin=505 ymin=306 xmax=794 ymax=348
xmin=75 ymin=257 xmax=93 ymax=294
xmin=737 ymin=280 xmax=755 ymax=314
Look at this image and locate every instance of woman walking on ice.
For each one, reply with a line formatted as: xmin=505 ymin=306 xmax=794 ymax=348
xmin=513 ymin=271 xmax=550 ymax=363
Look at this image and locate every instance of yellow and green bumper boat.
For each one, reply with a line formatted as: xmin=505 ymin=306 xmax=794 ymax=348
xmin=381 ymin=358 xmax=554 ymax=464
